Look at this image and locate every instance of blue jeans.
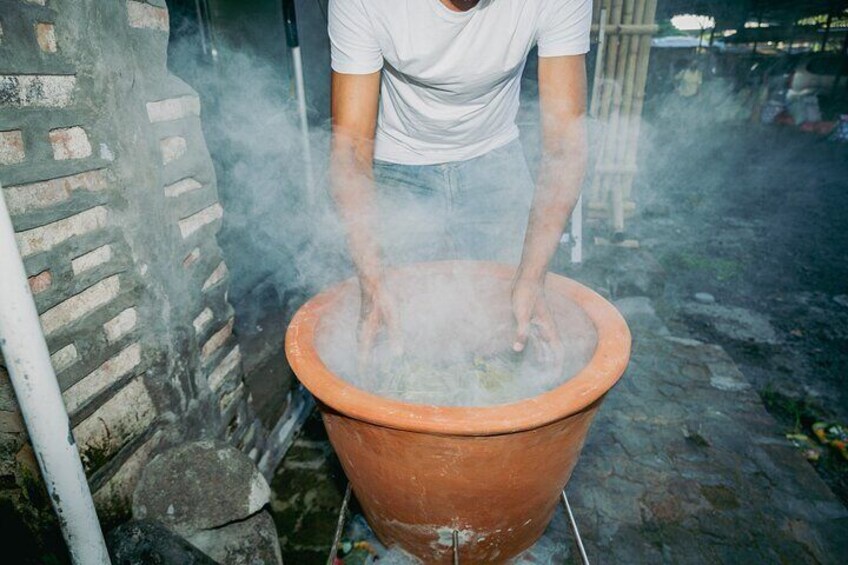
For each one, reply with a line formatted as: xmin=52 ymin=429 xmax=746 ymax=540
xmin=373 ymin=140 xmax=534 ymax=265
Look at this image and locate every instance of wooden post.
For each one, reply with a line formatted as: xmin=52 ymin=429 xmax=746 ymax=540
xmin=821 ymin=1 xmax=834 ymax=52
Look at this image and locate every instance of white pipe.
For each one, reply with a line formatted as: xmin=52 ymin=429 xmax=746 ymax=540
xmin=291 ymin=45 xmax=315 ymax=206
xmin=0 ymin=187 xmax=111 ymax=565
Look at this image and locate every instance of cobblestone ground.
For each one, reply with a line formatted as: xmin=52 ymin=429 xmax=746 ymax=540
xmin=566 ymin=297 xmax=846 ymax=564
xmin=270 ymin=295 xmax=847 ymax=564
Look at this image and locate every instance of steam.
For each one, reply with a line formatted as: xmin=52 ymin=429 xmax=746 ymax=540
xmin=166 ymin=19 xmax=603 ymax=408
xmin=316 ymin=265 xmax=598 ymax=406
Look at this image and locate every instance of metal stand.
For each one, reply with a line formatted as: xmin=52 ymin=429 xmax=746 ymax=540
xmin=562 ymin=489 xmax=590 ymax=565
xmin=326 ymin=483 xmax=351 ymax=565
xmin=326 ymin=484 xmax=590 ymax=564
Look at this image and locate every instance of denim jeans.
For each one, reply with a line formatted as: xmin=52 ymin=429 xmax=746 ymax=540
xmin=373 ymin=139 xmax=534 ymax=265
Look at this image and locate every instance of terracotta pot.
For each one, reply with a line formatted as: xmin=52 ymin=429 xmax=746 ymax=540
xmin=286 ymin=262 xmax=631 ymax=563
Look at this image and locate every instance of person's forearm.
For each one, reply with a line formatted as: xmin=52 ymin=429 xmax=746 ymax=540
xmin=516 ymin=115 xmax=587 ymax=284
xmin=330 ymin=132 xmax=383 ymax=292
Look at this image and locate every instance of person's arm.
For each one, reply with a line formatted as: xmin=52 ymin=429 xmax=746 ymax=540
xmin=331 ymin=71 xmax=381 ymax=290
xmin=512 ymin=54 xmax=588 ymax=352
xmin=330 ymin=71 xmax=398 ymax=369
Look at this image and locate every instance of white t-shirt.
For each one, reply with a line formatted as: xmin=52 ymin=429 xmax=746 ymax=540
xmin=329 ymin=0 xmax=592 ymax=165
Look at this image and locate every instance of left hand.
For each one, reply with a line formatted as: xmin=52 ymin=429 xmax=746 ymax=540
xmin=511 ymin=277 xmax=565 ymax=371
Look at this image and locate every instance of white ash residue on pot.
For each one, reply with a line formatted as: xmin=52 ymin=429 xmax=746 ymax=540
xmin=315 ymin=267 xmax=598 ymax=407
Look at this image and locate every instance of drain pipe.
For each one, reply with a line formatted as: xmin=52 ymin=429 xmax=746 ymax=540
xmin=0 ymin=187 xmax=111 ymax=564
xmin=282 ymin=0 xmax=316 ymax=206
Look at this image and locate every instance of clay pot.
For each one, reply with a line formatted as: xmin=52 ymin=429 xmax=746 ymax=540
xmin=286 ymin=262 xmax=631 ymax=563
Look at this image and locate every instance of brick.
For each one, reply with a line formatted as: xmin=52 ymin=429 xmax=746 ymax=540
xmin=71 ymin=244 xmax=112 ymax=275
xmin=0 ymin=74 xmax=75 ymax=108
xmin=193 ymin=307 xmax=213 ymax=334
xmin=0 ymin=410 xmax=24 ymax=433
xmin=64 ymin=342 xmax=142 ymax=415
xmin=40 ymin=275 xmax=120 ymax=335
xmin=160 ymin=136 xmax=187 ymax=164
xmin=182 ymin=247 xmax=200 ymax=268
xmin=103 ymin=307 xmax=137 ymax=343
xmin=93 ymin=431 xmax=162 ymax=511
xmin=127 ymin=1 xmax=169 ymax=32
xmin=15 ymin=206 xmax=108 ymax=257
xmin=28 ymin=270 xmax=52 ymax=294
xmin=163 ymin=177 xmax=201 ymax=198
xmin=73 ymin=378 xmax=156 ymax=471
xmin=202 ymin=261 xmax=228 ymax=291
xmin=0 ymin=130 xmax=25 ymax=165
xmin=178 ymin=203 xmax=222 ymax=238
xmin=51 ymin=344 xmax=79 ymax=373
xmin=208 ymin=346 xmax=241 ymax=391
xmin=219 ymin=383 xmax=244 ymax=414
xmin=49 ymin=126 xmax=92 ymax=160
xmin=146 ymin=95 xmax=200 ymax=123
xmin=201 ymin=319 xmax=234 ymax=361
xmin=35 ymin=23 xmax=58 ymax=53
xmin=4 ymin=169 xmax=108 ymax=215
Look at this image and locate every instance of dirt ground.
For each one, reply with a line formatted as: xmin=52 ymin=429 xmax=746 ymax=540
xmin=628 ymin=115 xmax=848 ymax=505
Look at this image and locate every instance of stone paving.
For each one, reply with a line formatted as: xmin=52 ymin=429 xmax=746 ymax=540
xmin=270 ymin=294 xmax=848 ymax=564
xmin=566 ymin=297 xmax=846 ymax=564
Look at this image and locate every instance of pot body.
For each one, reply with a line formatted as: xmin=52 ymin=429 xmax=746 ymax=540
xmin=320 ymin=398 xmax=603 ymax=563
xmin=286 ymin=262 xmax=631 ymax=563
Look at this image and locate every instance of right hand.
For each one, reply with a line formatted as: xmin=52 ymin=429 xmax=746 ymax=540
xmin=357 ymin=278 xmax=402 ymax=374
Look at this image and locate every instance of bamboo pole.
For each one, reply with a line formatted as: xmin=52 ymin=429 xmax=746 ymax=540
xmin=574 ymin=7 xmax=609 ymax=264
xmin=622 ymin=0 xmax=658 ymax=204
xmin=612 ymin=0 xmax=639 ymax=234
xmin=592 ymin=23 xmax=660 ymax=35
xmin=613 ymin=0 xmax=648 ymax=197
xmin=589 ymin=0 xmax=623 ymax=209
xmin=591 ymin=23 xmax=658 ymax=35
xmin=600 ymin=0 xmax=636 ymax=234
xmin=589 ymin=8 xmax=609 ymax=119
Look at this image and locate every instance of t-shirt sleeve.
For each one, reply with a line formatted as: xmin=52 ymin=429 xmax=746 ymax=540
xmin=328 ymin=0 xmax=384 ymax=74
xmin=537 ymin=0 xmax=593 ymax=57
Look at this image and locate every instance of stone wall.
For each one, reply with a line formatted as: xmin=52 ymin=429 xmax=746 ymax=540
xmin=0 ymin=0 xmax=266 ymax=548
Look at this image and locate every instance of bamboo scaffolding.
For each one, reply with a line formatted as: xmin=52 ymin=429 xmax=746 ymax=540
xmin=592 ymin=0 xmax=634 ymax=232
xmin=587 ymin=0 xmax=657 ymax=236
xmin=612 ymin=0 xmax=648 ymax=231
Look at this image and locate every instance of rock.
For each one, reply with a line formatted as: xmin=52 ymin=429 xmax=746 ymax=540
xmin=706 ymin=359 xmax=752 ymax=392
xmin=133 ymin=441 xmax=271 ymax=536
xmin=694 ymin=292 xmax=715 ymax=304
xmin=834 ymin=295 xmax=848 ymax=308
xmin=681 ymin=303 xmax=779 ymax=344
xmin=613 ymin=297 xmax=670 ymax=336
xmin=107 ymin=520 xmax=217 ymax=565
xmin=186 ymin=510 xmax=283 ymax=565
xmin=609 ymin=249 xmax=667 ymax=298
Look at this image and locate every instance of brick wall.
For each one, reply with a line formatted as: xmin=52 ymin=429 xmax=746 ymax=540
xmin=0 ymin=0 xmax=266 ymax=542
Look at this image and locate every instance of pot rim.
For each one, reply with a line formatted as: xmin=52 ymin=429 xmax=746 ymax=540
xmin=285 ymin=261 xmax=631 ymax=436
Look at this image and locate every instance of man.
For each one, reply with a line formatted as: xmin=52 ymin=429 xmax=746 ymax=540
xmin=328 ymin=0 xmax=590 ymax=367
